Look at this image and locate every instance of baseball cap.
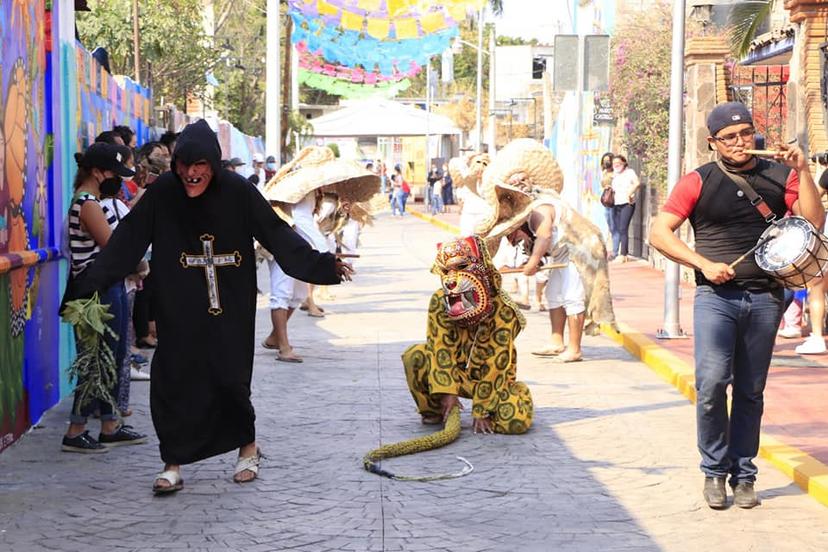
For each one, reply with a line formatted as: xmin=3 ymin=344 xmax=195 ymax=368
xmin=229 ymin=157 xmax=245 ymax=167
xmin=76 ymin=142 xmax=135 ymax=177
xmin=707 ymin=102 xmax=753 ymax=137
xmin=266 ymin=155 xmax=276 ymax=164
xmin=252 ymin=152 xmax=264 ymax=163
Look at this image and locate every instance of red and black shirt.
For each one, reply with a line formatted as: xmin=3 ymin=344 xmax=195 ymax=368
xmin=662 ymin=159 xmax=799 ymax=290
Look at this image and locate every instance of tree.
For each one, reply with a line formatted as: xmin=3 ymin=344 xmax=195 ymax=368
xmin=608 ymin=2 xmax=672 ymax=192
xmin=76 ymin=0 xmax=217 ymax=109
xmin=728 ymin=1 xmax=774 ymax=58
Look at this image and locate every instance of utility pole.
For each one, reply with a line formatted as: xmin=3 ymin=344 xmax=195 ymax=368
xmin=132 ymin=0 xmax=140 ymax=83
xmin=266 ymin=0 xmax=281 ymax=164
xmin=658 ymin=0 xmax=687 ymax=339
xmin=487 ymin=24 xmax=496 ymax=155
xmin=426 ymin=58 xmax=432 ymax=164
xmin=475 ymin=8 xmax=483 ymax=151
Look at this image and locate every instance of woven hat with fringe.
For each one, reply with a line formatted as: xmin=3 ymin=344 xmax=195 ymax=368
xmin=475 ymin=139 xmax=564 ymax=238
xmin=448 ymin=152 xmax=490 ymax=193
xmin=264 ymin=146 xmax=380 ymax=205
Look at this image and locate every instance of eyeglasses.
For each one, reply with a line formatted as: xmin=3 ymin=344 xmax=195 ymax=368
xmin=713 ymin=128 xmax=755 ymax=146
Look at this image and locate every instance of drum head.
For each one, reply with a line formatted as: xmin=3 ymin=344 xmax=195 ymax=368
xmin=755 ymin=217 xmax=812 ymax=272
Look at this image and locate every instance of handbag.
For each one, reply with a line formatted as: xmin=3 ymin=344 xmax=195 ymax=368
xmin=600 ymin=186 xmax=615 ymax=208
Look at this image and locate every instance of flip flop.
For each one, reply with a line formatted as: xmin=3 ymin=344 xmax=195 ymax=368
xmin=551 ymin=354 xmax=583 ymax=363
xmin=261 ymin=340 xmax=279 ymax=351
xmin=276 ymin=353 xmax=303 ymax=363
xmin=307 ymin=311 xmax=325 ymax=318
xmin=532 ymin=347 xmax=565 ymax=357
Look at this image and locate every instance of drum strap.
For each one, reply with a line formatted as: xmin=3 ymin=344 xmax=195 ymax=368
xmin=715 ymin=160 xmax=777 ymax=223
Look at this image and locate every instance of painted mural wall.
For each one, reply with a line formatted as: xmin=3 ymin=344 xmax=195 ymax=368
xmin=0 ymin=0 xmax=156 ymax=453
xmin=547 ymin=0 xmax=616 ymax=237
xmin=0 ymin=0 xmax=61 ymax=452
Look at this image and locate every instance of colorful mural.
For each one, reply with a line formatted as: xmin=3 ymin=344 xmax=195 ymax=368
xmin=0 ymin=1 xmax=156 ymax=453
xmin=0 ymin=0 xmax=58 ymax=452
xmin=547 ymin=0 xmax=616 ymax=237
xmin=74 ymin=45 xmax=153 ymax=149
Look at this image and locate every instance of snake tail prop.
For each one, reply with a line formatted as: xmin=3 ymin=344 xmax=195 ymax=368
xmin=362 ymin=406 xmax=473 ymax=481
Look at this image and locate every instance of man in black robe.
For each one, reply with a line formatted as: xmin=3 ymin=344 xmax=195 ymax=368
xmin=70 ymin=120 xmax=350 ymax=492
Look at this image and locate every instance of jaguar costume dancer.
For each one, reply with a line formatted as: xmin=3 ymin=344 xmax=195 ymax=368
xmin=402 ymin=235 xmax=534 ymax=435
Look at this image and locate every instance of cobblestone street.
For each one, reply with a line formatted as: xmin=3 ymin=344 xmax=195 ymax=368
xmin=3 ymin=215 xmax=828 ymax=551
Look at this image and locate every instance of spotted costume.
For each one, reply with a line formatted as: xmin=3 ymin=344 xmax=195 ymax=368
xmin=402 ymin=236 xmax=533 ymax=434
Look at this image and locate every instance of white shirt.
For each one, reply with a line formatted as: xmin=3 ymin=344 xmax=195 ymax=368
xmin=611 ymin=168 xmax=639 ymax=206
xmin=456 ymin=187 xmax=493 ymax=236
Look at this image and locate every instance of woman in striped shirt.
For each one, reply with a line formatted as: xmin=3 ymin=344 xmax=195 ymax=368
xmin=62 ymin=143 xmax=147 ymax=454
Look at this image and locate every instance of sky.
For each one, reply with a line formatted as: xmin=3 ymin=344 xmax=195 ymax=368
xmin=494 ymin=0 xmax=568 ymax=44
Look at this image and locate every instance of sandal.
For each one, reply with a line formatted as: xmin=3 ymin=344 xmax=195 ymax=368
xmin=153 ymin=470 xmax=183 ymax=495
xmin=233 ymin=448 xmax=264 ymax=483
xmin=261 ymin=340 xmax=280 ymax=351
xmin=531 ymin=347 xmax=565 ymax=357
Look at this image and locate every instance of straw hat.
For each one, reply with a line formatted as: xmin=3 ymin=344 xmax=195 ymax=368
xmin=475 ymin=139 xmax=564 ymax=236
xmin=448 ymin=152 xmax=490 ymax=192
xmin=264 ymin=146 xmax=380 ymax=205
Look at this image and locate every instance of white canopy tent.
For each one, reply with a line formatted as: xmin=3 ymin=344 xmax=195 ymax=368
xmin=308 ymin=100 xmax=462 ymax=137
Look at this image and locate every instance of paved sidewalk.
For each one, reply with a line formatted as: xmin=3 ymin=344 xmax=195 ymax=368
xmin=2 ymin=214 xmax=828 ymax=551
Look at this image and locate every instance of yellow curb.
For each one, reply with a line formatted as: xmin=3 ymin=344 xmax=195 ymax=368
xmin=411 ymin=208 xmax=828 ymax=507
xmin=408 ymin=210 xmax=461 ymax=235
xmin=600 ymin=321 xmax=828 ymax=508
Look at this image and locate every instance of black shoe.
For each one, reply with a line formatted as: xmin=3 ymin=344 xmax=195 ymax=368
xmin=98 ymin=425 xmax=148 ymax=447
xmin=732 ymin=481 xmax=760 ymax=509
xmin=62 ymin=431 xmax=109 ymax=454
xmin=703 ymin=476 xmax=727 ymax=509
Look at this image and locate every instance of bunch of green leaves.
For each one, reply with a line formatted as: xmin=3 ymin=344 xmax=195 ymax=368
xmin=608 ymin=2 xmax=673 ymax=192
xmin=61 ymin=293 xmax=118 ymax=415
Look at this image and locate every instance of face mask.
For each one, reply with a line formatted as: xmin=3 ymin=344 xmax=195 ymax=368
xmin=100 ymin=176 xmax=123 ymax=197
xmin=613 ymin=166 xmax=624 ymax=174
xmin=266 ymin=162 xmax=276 ymax=171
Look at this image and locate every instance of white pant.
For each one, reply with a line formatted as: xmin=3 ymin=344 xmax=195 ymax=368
xmin=268 ymin=258 xmax=307 ymax=310
xmin=545 ymin=264 xmax=585 ymax=315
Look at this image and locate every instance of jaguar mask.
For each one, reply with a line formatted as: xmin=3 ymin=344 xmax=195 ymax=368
xmin=432 ymin=236 xmax=499 ymax=328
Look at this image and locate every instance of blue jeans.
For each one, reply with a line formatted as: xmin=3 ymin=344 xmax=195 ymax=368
xmin=70 ymin=281 xmax=129 ymax=423
xmin=604 ymin=206 xmax=615 ymax=240
xmin=611 ymin=203 xmax=635 ymax=256
xmin=431 ymin=193 xmax=443 ymax=214
xmin=693 ymin=285 xmax=784 ymax=483
xmin=392 ymin=189 xmax=406 ymax=215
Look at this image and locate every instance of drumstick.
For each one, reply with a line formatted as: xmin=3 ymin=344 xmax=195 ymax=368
xmin=728 ymin=232 xmax=778 ymax=269
xmin=499 ymin=263 xmax=567 ymax=274
xmin=336 ymin=253 xmax=360 ymax=259
xmin=743 ymin=149 xmax=785 ymax=157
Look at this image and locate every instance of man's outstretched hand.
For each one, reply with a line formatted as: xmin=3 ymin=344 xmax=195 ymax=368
xmin=336 ymin=260 xmax=355 ymax=282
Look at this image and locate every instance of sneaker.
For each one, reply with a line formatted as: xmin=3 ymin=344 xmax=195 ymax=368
xmin=62 ymin=431 xmax=109 ymax=454
xmin=732 ymin=481 xmax=760 ymax=509
xmin=98 ymin=425 xmax=148 ymax=447
xmin=778 ymin=326 xmax=802 ymax=339
xmin=130 ymin=353 xmax=149 ymax=365
xmin=795 ymin=336 xmax=827 ymax=355
xmin=130 ymin=366 xmax=151 ymax=381
xmin=703 ymin=476 xmax=727 ymax=509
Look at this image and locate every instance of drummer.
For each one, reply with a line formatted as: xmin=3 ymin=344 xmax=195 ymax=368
xmin=649 ymin=102 xmax=823 ymax=510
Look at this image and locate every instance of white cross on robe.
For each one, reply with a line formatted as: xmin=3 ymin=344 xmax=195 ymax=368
xmin=179 ymin=234 xmax=242 ymax=315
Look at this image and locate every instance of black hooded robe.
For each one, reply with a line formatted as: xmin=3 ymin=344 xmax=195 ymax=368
xmin=71 ymin=120 xmax=340 ymax=464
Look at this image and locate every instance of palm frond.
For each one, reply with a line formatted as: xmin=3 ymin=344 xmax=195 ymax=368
xmin=728 ymin=1 xmax=774 ymax=59
xmin=488 ymin=0 xmax=503 ymax=16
